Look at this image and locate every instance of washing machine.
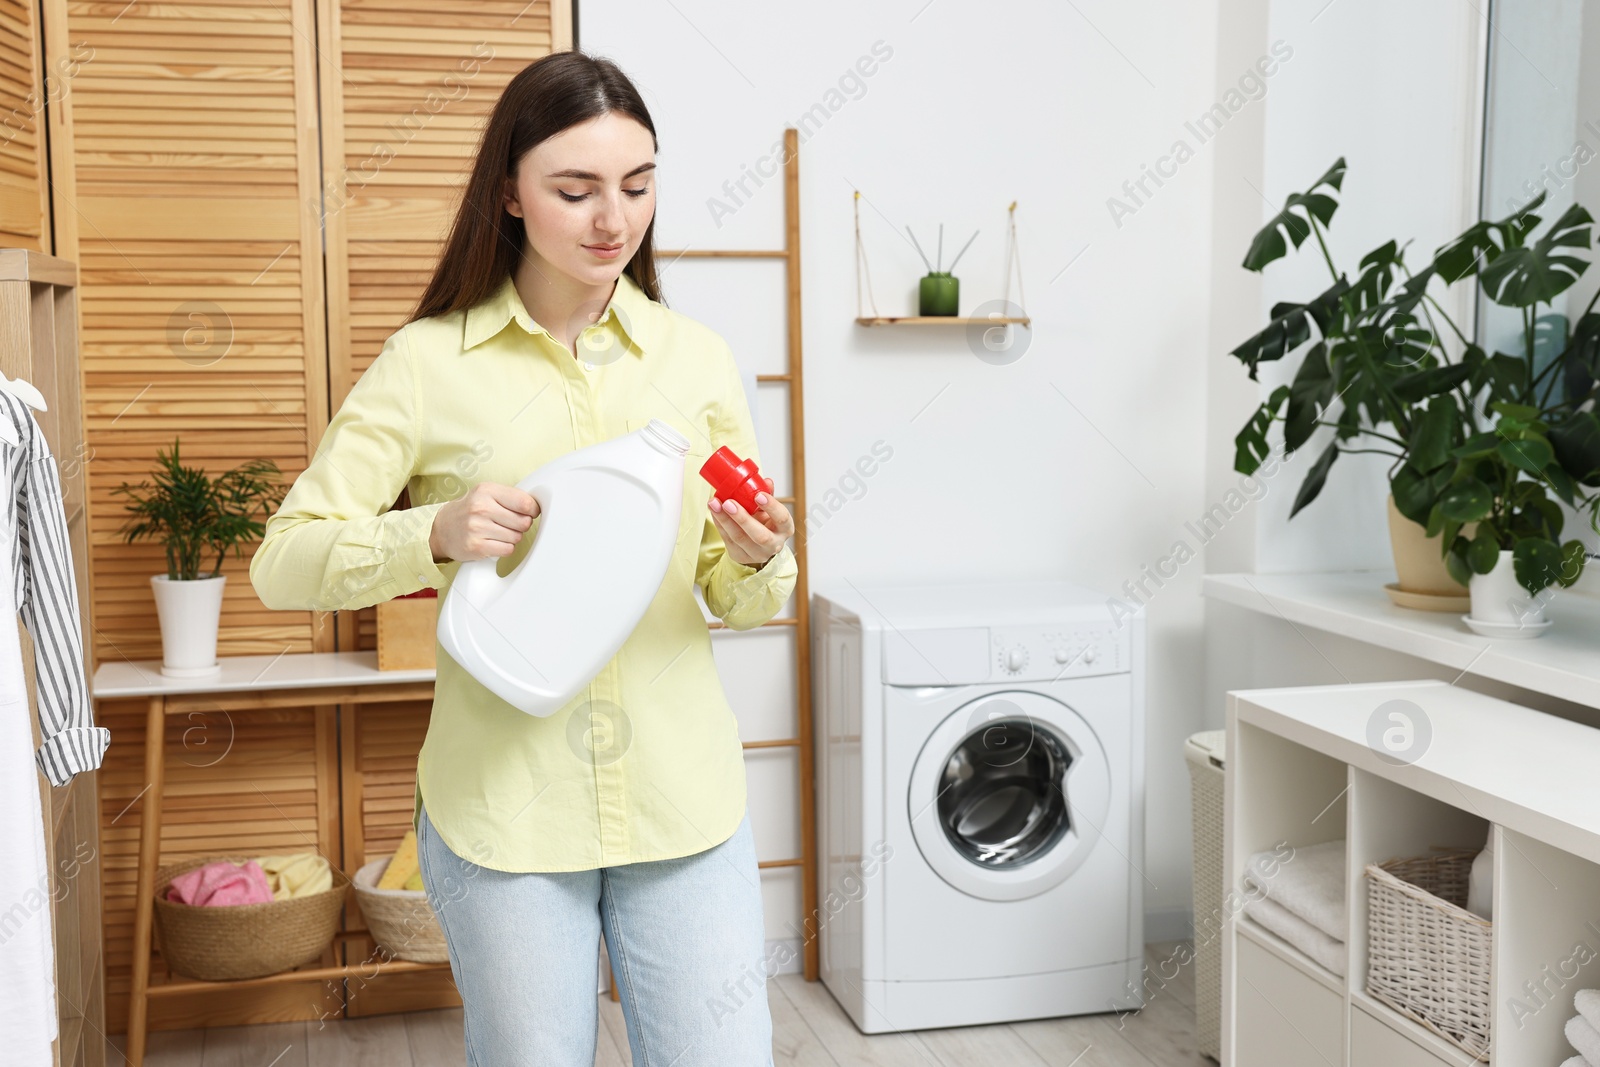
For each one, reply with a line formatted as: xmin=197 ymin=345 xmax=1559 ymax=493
xmin=810 ymin=580 xmax=1145 ymax=1034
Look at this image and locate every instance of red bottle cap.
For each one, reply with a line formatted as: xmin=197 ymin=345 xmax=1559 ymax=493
xmin=699 ymin=446 xmax=767 ymax=516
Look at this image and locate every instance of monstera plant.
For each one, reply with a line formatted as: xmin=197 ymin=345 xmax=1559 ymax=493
xmin=1227 ymin=157 xmax=1600 ymax=599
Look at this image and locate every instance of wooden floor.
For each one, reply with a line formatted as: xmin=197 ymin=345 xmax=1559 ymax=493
xmin=109 ymin=942 xmax=1210 ymax=1067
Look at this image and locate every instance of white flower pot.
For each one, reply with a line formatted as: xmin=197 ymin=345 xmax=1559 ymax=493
xmin=1467 ymin=550 xmax=1550 ymax=626
xmin=151 ymin=574 xmax=226 ymax=677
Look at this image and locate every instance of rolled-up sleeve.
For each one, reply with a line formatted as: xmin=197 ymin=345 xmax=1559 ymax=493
xmin=694 ymin=338 xmax=797 ymax=630
xmin=12 ymin=411 xmax=110 ymax=787
xmin=250 ymin=326 xmax=448 ymax=612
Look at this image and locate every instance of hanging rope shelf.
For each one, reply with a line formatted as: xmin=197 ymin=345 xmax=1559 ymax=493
xmin=853 ymin=193 xmax=1031 ymax=327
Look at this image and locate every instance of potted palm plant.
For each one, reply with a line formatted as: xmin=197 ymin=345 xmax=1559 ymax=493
xmin=112 ymin=437 xmax=286 ymax=675
xmin=1226 ymin=158 xmax=1600 ymax=634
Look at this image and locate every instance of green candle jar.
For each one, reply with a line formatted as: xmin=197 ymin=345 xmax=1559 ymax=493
xmin=919 ymin=272 xmax=959 ymax=316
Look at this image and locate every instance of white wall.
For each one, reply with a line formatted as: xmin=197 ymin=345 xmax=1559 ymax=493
xmin=580 ymin=0 xmax=1224 ymax=956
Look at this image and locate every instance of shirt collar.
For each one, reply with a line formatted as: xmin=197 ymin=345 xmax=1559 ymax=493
xmin=462 ymin=271 xmax=655 ymax=356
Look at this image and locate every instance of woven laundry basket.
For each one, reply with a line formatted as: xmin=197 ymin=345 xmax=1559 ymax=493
xmin=152 ymin=855 xmax=349 ymax=981
xmin=352 ymin=856 xmax=449 ymax=963
xmin=1184 ymin=730 xmax=1226 ymax=1062
xmin=1366 ymin=849 xmax=1492 ymax=1061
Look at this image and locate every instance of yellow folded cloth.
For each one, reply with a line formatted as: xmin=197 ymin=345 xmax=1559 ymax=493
xmin=378 ymin=830 xmax=420 ymax=890
xmin=254 ymin=852 xmax=333 ymax=900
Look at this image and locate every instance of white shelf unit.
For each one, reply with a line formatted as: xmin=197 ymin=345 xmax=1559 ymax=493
xmin=1223 ymin=678 xmax=1600 ymax=1067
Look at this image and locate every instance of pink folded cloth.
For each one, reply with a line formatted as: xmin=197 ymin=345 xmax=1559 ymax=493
xmin=164 ymin=860 xmax=275 ymax=906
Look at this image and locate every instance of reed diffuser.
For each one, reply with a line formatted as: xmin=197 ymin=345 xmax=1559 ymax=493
xmin=909 ymin=223 xmax=978 ymax=316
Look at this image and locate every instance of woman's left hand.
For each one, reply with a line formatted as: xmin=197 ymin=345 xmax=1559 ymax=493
xmin=709 ymin=476 xmax=795 ymax=568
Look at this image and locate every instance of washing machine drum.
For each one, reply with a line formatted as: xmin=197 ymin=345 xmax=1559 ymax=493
xmin=909 ymin=690 xmax=1112 ymax=902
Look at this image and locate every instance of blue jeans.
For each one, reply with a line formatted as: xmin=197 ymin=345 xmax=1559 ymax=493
xmin=416 ymin=801 xmax=776 ymax=1066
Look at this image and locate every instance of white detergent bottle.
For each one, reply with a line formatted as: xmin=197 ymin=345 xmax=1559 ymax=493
xmin=436 ymin=418 xmax=690 ymax=716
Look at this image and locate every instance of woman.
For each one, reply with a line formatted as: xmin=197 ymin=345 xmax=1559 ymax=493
xmin=249 ymin=50 xmax=796 ymax=1066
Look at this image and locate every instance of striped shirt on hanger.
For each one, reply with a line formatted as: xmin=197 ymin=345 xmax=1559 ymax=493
xmin=0 ymin=387 xmax=110 ymax=786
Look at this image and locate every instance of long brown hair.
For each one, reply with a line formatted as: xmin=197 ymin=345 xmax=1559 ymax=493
xmin=407 ymin=51 xmax=663 ymax=325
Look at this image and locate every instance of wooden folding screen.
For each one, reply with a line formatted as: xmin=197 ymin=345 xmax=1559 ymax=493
xmin=0 ymin=0 xmax=51 ymax=249
xmin=37 ymin=0 xmax=336 ymax=1034
xmin=44 ymin=0 xmax=330 ymax=662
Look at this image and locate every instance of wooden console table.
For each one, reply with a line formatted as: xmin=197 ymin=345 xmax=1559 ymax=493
xmin=92 ymin=651 xmax=441 ymax=1067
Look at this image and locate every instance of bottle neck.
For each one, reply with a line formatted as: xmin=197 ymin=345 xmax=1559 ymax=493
xmin=641 ymin=418 xmax=689 ymax=457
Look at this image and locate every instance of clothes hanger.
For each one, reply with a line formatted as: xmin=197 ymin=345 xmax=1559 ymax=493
xmin=0 ymin=374 xmax=46 ymax=447
xmin=0 ymin=374 xmax=47 ymax=411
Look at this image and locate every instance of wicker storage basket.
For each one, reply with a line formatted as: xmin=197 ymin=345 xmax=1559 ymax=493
xmin=152 ymin=855 xmax=349 ymax=981
xmin=352 ymin=856 xmax=448 ymax=963
xmin=1365 ymin=849 xmax=1492 ymax=1061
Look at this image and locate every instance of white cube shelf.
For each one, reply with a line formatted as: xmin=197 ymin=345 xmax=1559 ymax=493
xmin=1223 ymin=679 xmax=1600 ymax=1066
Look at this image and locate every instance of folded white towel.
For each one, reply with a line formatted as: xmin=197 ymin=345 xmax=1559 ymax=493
xmin=1242 ymin=893 xmax=1347 ymax=977
xmin=1577 ymin=988 xmax=1600 ymax=1034
xmin=1248 ymin=839 xmax=1346 ymax=942
xmin=1559 ymin=1056 xmax=1589 ymax=1067
xmin=1566 ymin=1014 xmax=1600 ymax=1065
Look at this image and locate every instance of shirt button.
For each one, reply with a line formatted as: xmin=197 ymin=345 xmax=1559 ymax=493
xmin=584 ymin=360 xmax=595 ymax=371
xmin=416 ymin=573 xmax=427 ymax=581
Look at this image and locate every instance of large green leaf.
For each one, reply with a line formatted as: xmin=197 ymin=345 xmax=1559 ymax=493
xmin=1481 ymin=351 xmax=1527 ymax=401
xmin=1408 ymin=399 xmax=1456 ymax=473
xmin=1513 ymin=537 xmax=1564 ymax=594
xmin=1558 ymin=539 xmax=1587 ymax=587
xmin=1234 ymin=385 xmax=1290 ymax=474
xmin=1491 ymin=400 xmax=1542 ymax=425
xmin=1384 ymin=264 xmax=1438 ymax=320
xmin=1454 ymin=343 xmax=1492 ymax=396
xmin=1445 ymin=538 xmax=1473 ymax=585
xmin=1440 ymin=479 xmax=1493 ymax=522
xmin=1545 ymin=463 xmax=1578 ymax=507
xmin=1391 ymin=461 xmax=1452 ymax=523
xmin=1433 ymin=191 xmax=1545 ymax=283
xmin=1467 ymin=525 xmax=1501 ymax=574
xmin=1284 ymin=343 xmax=1334 ymax=452
xmin=1379 ymin=319 xmax=1439 ymax=371
xmin=1288 ymin=440 xmax=1339 ymax=518
xmin=1346 ymin=239 xmax=1401 ymax=317
xmin=1496 ymin=435 xmax=1555 ymax=473
xmin=1242 ymin=158 xmax=1348 ymax=271
xmin=1550 ymin=409 xmax=1600 ymax=485
xmin=1479 ymin=202 xmax=1594 ymax=307
xmin=1228 ymin=278 xmax=1351 ymax=379
xmin=1391 ymin=363 xmax=1471 ymax=403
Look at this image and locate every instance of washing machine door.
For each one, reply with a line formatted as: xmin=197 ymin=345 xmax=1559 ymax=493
xmin=908 ymin=690 xmax=1111 ymax=902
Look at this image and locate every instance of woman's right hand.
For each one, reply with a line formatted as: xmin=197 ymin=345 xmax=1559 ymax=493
xmin=429 ymin=482 xmax=540 ymax=563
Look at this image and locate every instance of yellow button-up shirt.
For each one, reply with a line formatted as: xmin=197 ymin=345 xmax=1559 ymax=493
xmin=249 ymin=270 xmax=797 ymax=872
